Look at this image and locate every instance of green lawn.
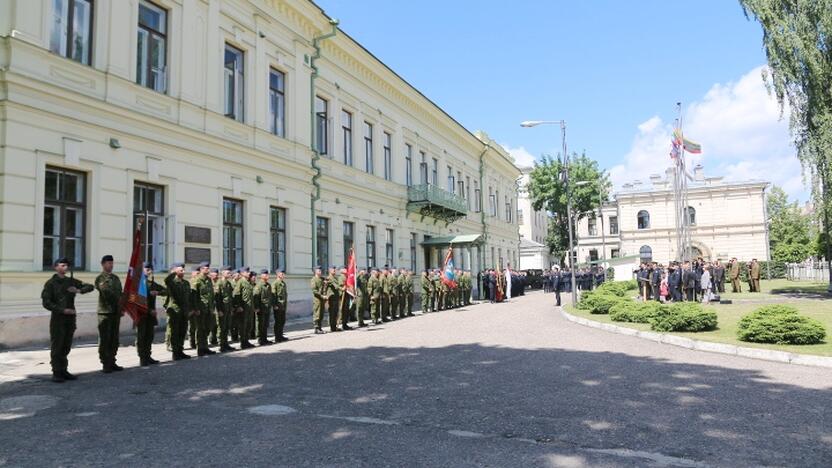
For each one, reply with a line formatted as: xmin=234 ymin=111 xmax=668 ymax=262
xmin=567 ymin=279 xmax=832 ymax=357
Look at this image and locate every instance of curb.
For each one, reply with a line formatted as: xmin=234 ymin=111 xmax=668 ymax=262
xmin=559 ymin=308 xmax=832 ymax=369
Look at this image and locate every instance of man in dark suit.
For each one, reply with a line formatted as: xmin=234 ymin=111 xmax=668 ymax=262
xmin=650 ymin=263 xmax=663 ymax=302
xmin=552 ymin=268 xmax=562 ymax=306
xmin=668 ymin=263 xmax=683 ymax=302
xmin=487 ymin=269 xmax=496 ymax=303
xmin=712 ymin=259 xmax=725 ymax=294
xmin=682 ymin=262 xmax=696 ymax=301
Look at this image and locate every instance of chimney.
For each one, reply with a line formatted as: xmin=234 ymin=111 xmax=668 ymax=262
xmin=694 ymin=164 xmax=705 ymax=181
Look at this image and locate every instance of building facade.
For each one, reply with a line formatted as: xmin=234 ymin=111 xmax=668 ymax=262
xmin=517 ymin=166 xmax=551 ymax=270
xmin=575 ymin=165 xmax=769 ymax=266
xmin=0 ymin=0 xmax=521 ymax=345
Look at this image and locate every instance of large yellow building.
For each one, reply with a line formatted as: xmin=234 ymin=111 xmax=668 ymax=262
xmin=0 ymin=0 xmax=521 ymax=345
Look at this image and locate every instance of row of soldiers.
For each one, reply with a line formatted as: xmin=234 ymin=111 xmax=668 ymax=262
xmin=310 ymin=265 xmax=474 ymax=334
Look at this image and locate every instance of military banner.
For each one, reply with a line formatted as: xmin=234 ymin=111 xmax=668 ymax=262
xmin=121 ymin=223 xmax=148 ymax=325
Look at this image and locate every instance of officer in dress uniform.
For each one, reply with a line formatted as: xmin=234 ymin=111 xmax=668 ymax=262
xmin=95 ymin=255 xmax=123 ymax=373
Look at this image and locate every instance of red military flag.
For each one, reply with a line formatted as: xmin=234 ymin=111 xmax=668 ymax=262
xmin=121 ymin=222 xmax=148 ymax=326
xmin=442 ymin=246 xmax=456 ymax=288
xmin=345 ymin=247 xmax=357 ymax=297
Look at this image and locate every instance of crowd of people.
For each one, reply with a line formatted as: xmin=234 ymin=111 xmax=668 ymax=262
xmin=475 ymin=268 xmax=528 ymax=303
xmin=634 ymin=257 xmax=762 ymax=304
xmin=539 ymin=266 xmax=607 ymax=306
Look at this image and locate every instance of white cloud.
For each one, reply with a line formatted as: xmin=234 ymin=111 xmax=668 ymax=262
xmin=501 ymin=144 xmax=537 ymax=168
xmin=611 ymin=66 xmax=806 ymax=201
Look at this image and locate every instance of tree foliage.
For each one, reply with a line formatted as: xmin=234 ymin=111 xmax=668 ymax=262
xmin=740 ymin=0 xmax=832 ymax=260
xmin=527 ymin=153 xmax=610 ymax=262
xmin=767 ymin=185 xmax=812 ymax=262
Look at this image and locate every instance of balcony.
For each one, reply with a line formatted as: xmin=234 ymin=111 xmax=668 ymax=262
xmin=407 ymin=184 xmax=468 ymax=224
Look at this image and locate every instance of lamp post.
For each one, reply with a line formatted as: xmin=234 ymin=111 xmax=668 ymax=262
xmin=575 ymin=180 xmax=607 ymax=271
xmin=521 ymin=120 xmax=577 ymax=305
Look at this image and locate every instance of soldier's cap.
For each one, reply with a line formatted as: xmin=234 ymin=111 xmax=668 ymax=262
xmin=221 ymin=265 xmax=232 ymax=271
xmin=240 ymin=266 xmax=251 ymax=273
xmin=234 ymin=268 xmax=241 ymax=274
xmin=54 ymin=257 xmax=71 ymax=266
xmin=314 ymin=265 xmax=322 ymax=270
xmin=101 ymin=254 xmax=114 ymax=263
xmin=209 ymin=268 xmax=219 ymax=274
xmin=383 ymin=264 xmax=389 ymax=269
xmin=199 ymin=261 xmax=210 ymax=268
xmin=191 ymin=265 xmax=201 ymax=272
xmin=143 ymin=262 xmax=153 ymax=269
xmin=275 ymin=268 xmax=284 ymax=274
xmin=170 ymin=262 xmax=185 ymax=269
xmin=259 ymin=268 xmax=269 ymax=275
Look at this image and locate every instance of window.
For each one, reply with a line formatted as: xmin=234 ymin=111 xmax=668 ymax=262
xmin=315 ymin=96 xmax=328 ymax=155
xmin=474 ymin=182 xmax=481 ymax=212
xmin=517 ymin=209 xmax=524 ymax=225
xmin=385 ymin=229 xmax=394 ymax=267
xmin=611 ymin=248 xmax=620 ymax=258
xmin=639 ymin=245 xmax=653 ymax=263
xmin=43 ymin=167 xmax=86 ymax=269
xmin=224 ymin=44 xmax=245 ymax=122
xmin=686 ymin=206 xmax=696 ymax=225
xmin=505 ymin=197 xmax=512 ymax=222
xmin=495 ymin=190 xmax=500 ymax=219
xmin=364 ymin=122 xmax=374 ymax=174
xmin=316 ymin=217 xmax=329 ymax=269
xmin=405 ymin=144 xmax=413 ymax=186
xmin=341 ymin=110 xmax=353 ymax=166
xmin=609 ymin=215 xmax=619 ymax=235
xmin=223 ymin=199 xmax=244 ymax=268
xmin=589 ymin=249 xmax=598 ymax=262
xmin=268 ymin=69 xmax=286 ymax=137
xmin=419 ymin=152 xmax=428 ymax=185
xmin=457 ymin=172 xmax=464 ymax=198
xmin=465 ymin=176 xmax=471 ymax=208
xmin=343 ymin=221 xmax=354 ymax=265
xmin=50 ymin=0 xmax=93 ymax=66
xmin=488 ymin=187 xmax=495 ymax=216
xmin=447 ymin=166 xmax=454 ymax=193
xmin=270 ymin=207 xmax=286 ymax=272
xmin=637 ymin=210 xmax=650 ymax=230
xmin=383 ymin=132 xmax=392 ymax=181
xmin=410 ymin=233 xmax=417 ymax=271
xmin=133 ymin=183 xmax=165 ymax=271
xmin=431 ymin=158 xmax=438 ymax=186
xmin=366 ymin=226 xmax=376 ymax=268
xmin=588 ymin=217 xmax=597 ymax=236
xmin=136 ymin=1 xmax=167 ymax=92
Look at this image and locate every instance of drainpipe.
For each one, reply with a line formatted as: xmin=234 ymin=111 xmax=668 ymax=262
xmin=309 ymin=19 xmax=338 ymax=268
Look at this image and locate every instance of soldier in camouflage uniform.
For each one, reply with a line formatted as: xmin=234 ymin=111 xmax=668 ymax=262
xmin=310 ymin=266 xmax=326 ymax=334
xmin=232 ymin=267 xmax=255 ymax=349
xmin=368 ymin=268 xmax=381 ymax=324
xmin=188 ymin=266 xmax=200 ymax=349
xmin=193 ymin=262 xmax=217 ymax=356
xmin=271 ymin=269 xmax=288 ymax=342
xmin=338 ymin=266 xmax=353 ymax=330
xmin=381 ymin=266 xmax=392 ymax=322
xmin=355 ymin=266 xmax=368 ymax=327
xmin=389 ymin=268 xmax=400 ymax=320
xmin=398 ymin=267 xmax=409 ymax=318
xmin=164 ymin=262 xmax=192 ymax=360
xmin=208 ymin=268 xmax=219 ymax=346
xmin=215 ymin=266 xmax=235 ymax=352
xmin=326 ymin=266 xmax=342 ymax=332
xmin=41 ymin=257 xmax=94 ymax=382
xmin=420 ymin=269 xmax=432 ymax=313
xmin=253 ymin=268 xmax=274 ymax=346
xmin=138 ymin=262 xmax=165 ymax=366
xmin=95 ymin=255 xmax=123 ymax=373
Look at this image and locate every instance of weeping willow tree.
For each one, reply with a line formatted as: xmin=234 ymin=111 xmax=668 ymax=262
xmin=740 ymin=0 xmax=832 ymax=288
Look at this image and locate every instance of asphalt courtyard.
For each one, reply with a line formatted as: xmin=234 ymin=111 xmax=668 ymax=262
xmin=0 ymin=291 xmax=830 ymax=467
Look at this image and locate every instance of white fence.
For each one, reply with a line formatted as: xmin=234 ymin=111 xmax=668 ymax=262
xmin=787 ymin=261 xmax=830 ymax=282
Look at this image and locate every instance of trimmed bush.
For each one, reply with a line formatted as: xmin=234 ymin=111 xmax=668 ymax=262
xmin=609 ymin=300 xmax=663 ymax=323
xmin=588 ymin=293 xmax=625 ymax=315
xmin=576 ymin=290 xmax=596 ymax=310
xmin=650 ymin=302 xmax=717 ymax=332
xmin=737 ymin=305 xmax=826 ymax=345
xmin=595 ymin=280 xmax=638 ymax=297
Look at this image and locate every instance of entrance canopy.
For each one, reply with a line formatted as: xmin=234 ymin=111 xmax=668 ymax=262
xmin=421 ymin=234 xmax=483 ymax=246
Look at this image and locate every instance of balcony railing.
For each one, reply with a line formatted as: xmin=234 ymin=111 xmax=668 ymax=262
xmin=406 ymin=184 xmax=467 ymax=224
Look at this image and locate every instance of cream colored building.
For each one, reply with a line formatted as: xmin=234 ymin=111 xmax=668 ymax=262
xmin=0 ymin=0 xmax=521 ymax=346
xmin=517 ymin=166 xmax=551 ymax=270
xmin=575 ymin=165 xmax=769 ymax=266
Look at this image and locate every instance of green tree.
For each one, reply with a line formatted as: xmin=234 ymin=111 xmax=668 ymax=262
xmin=740 ymin=0 xmax=832 ymax=267
xmin=767 ymin=185 xmax=812 ymax=262
xmin=527 ymin=153 xmax=610 ymax=264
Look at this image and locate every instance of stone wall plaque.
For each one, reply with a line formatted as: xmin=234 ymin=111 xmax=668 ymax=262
xmin=184 ymin=247 xmax=211 ymax=264
xmin=185 ymin=226 xmax=211 ymax=244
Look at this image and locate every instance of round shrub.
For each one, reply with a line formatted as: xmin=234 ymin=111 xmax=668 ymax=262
xmin=737 ymin=305 xmax=826 ymax=345
xmin=650 ymin=302 xmax=717 ymax=332
xmin=609 ymin=300 xmax=663 ymax=323
xmin=595 ymin=280 xmax=638 ymax=297
xmin=587 ymin=293 xmax=625 ymax=315
xmin=576 ymin=290 xmax=596 ymax=310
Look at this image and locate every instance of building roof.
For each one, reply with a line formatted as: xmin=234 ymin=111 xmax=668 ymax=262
xmin=520 ymin=237 xmax=545 ymax=248
xmin=421 ymin=234 xmax=484 ymax=246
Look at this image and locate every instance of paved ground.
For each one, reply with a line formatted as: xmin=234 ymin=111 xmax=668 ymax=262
xmin=0 ymin=291 xmax=830 ymax=467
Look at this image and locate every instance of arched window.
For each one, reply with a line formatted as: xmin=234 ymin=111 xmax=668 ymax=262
xmin=637 ymin=210 xmax=650 ymax=229
xmin=639 ymin=245 xmax=653 ymax=263
xmin=686 ymin=206 xmax=696 ymax=225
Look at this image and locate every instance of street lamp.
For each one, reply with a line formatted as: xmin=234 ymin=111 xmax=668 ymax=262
xmin=520 ymin=119 xmax=577 ymax=305
xmin=575 ymin=180 xmax=607 ymax=273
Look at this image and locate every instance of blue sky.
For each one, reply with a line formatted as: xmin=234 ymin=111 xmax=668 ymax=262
xmin=314 ymin=1 xmax=805 ymax=200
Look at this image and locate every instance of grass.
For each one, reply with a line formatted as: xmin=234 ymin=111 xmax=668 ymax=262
xmin=567 ymin=279 xmax=832 ymax=357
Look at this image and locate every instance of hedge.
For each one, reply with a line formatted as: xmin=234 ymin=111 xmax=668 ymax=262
xmin=737 ymin=304 xmax=826 ymax=345
xmin=577 ymin=292 xmax=625 ymax=314
xmin=609 ymin=301 xmax=664 ymax=323
xmin=594 ymin=280 xmax=638 ymax=297
xmin=650 ymin=302 xmax=717 ymax=332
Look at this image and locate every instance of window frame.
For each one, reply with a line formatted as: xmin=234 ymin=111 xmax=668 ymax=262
xmin=50 ymin=0 xmax=94 ymax=66
xmin=410 ymin=232 xmax=417 ymax=271
xmin=385 ymin=228 xmax=394 ymax=267
xmin=223 ymin=43 xmax=245 ymax=122
xmin=316 ymin=216 xmax=329 ymax=269
xmin=43 ymin=166 xmax=87 ymax=270
xmin=315 ymin=96 xmax=329 ymax=156
xmin=341 ymin=109 xmax=353 ymax=166
xmin=268 ymin=67 xmax=286 ymax=137
xmin=588 ymin=216 xmax=597 ymax=236
xmin=686 ymin=206 xmax=697 ymax=226
xmin=133 ymin=182 xmax=166 ymax=271
xmin=136 ymin=0 xmax=167 ymax=93
xmin=364 ymin=121 xmax=374 ymax=174
xmin=269 ymin=206 xmax=287 ymax=272
xmin=405 ymin=143 xmax=414 ymax=186
xmin=609 ymin=215 xmax=619 ymax=235
xmin=383 ymin=131 xmax=392 ymax=181
xmin=431 ymin=158 xmax=438 ymax=186
xmin=419 ymin=152 xmax=428 ymax=185
xmin=343 ymin=221 xmax=354 ymax=265
xmin=366 ymin=225 xmax=376 ymax=268
xmin=222 ymin=198 xmax=245 ymax=269
xmin=637 ymin=210 xmax=650 ymax=230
